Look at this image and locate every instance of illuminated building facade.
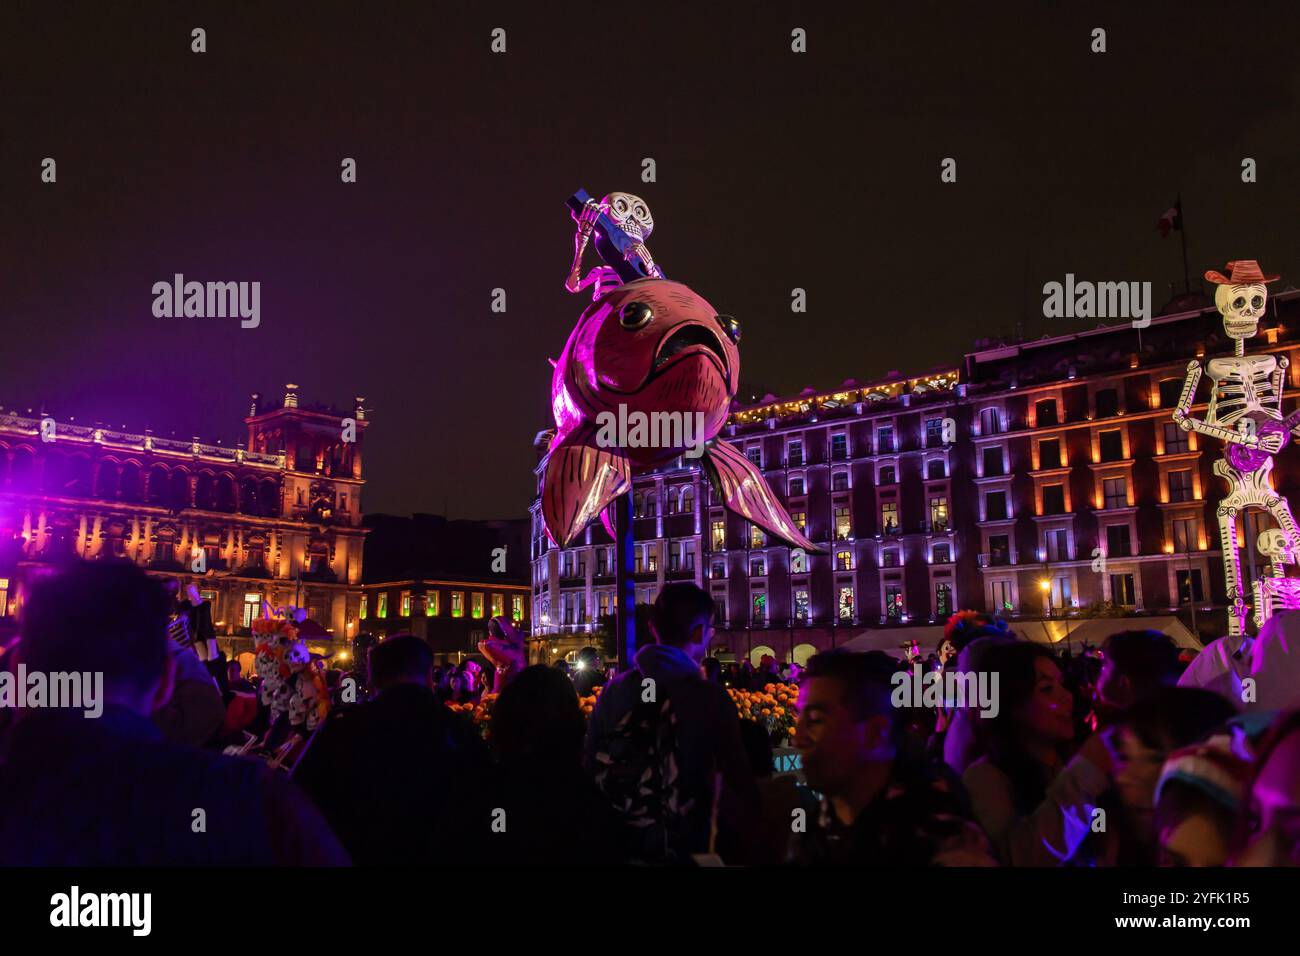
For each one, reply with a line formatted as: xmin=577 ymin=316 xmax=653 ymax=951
xmin=0 ymin=385 xmax=369 ymax=656
xmin=359 ymin=513 xmax=531 ymax=664
xmin=530 ymin=292 xmax=1300 ymax=662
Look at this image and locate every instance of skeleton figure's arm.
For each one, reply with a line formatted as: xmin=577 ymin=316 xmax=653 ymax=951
xmin=565 ymin=199 xmax=620 ymax=298
xmin=1173 ymin=360 xmax=1262 ymax=447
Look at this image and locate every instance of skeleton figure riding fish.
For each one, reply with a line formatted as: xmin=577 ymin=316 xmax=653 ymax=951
xmin=540 ymin=190 xmax=817 ymax=553
xmin=1173 ymin=260 xmax=1300 ymax=634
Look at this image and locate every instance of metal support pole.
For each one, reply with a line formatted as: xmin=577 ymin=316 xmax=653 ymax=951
xmin=614 ymin=491 xmax=636 ymax=672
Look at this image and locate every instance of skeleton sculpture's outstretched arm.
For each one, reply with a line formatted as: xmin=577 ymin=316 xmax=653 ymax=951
xmin=564 ymin=199 xmax=619 ymax=298
xmin=1173 ymin=359 xmax=1265 ymax=447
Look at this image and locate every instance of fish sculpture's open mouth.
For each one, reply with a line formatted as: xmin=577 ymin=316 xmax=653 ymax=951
xmin=650 ymin=323 xmax=730 ymax=382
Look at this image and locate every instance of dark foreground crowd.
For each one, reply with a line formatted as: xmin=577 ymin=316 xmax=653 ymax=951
xmin=0 ymin=561 xmax=1297 ymax=867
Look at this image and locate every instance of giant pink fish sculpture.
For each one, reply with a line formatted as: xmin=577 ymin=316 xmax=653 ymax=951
xmin=541 ymin=276 xmax=818 ymax=553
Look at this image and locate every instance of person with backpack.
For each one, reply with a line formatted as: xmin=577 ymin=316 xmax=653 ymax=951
xmin=584 ymin=583 xmax=759 ymax=864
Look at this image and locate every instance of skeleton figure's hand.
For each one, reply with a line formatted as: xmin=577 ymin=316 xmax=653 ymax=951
xmin=572 ymin=198 xmax=606 ymax=235
xmin=1259 ymin=433 xmax=1285 ymax=454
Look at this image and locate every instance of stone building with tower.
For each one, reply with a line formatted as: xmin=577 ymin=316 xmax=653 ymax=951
xmin=0 ymin=385 xmax=369 ymax=659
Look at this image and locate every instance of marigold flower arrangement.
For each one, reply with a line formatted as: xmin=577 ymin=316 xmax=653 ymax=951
xmin=445 ymin=684 xmax=604 ymax=737
xmin=727 ymin=682 xmax=800 ymax=739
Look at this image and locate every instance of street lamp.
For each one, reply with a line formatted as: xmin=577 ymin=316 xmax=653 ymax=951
xmin=1039 ymin=578 xmax=1051 ymax=618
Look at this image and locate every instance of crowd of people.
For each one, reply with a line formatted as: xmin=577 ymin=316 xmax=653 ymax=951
xmin=0 ymin=560 xmax=1297 ymax=867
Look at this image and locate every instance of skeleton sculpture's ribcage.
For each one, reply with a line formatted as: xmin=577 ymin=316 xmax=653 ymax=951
xmin=1208 ymin=361 xmax=1280 ymax=428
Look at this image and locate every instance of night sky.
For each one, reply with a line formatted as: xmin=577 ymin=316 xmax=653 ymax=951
xmin=6 ymin=1 xmax=1300 ymax=519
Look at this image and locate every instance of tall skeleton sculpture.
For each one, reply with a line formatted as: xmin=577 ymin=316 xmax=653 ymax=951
xmin=1173 ymin=260 xmax=1300 ymax=634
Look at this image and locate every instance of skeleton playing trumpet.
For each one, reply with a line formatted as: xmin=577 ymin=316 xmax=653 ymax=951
xmin=1173 ymin=260 xmax=1300 ymax=635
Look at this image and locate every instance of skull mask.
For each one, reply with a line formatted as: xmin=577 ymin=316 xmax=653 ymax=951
xmin=602 ymin=192 xmax=654 ymax=242
xmin=1216 ymin=282 xmax=1268 ymax=340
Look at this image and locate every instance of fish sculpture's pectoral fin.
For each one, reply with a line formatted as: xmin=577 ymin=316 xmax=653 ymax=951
xmin=701 ymin=438 xmax=823 ymax=553
xmin=541 ymin=430 xmax=634 ymax=548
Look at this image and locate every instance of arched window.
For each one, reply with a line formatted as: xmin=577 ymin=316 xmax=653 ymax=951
xmin=147 ymin=465 xmax=170 ymax=505
xmin=681 ymin=486 xmax=695 ymax=514
xmin=119 ymin=463 xmax=142 ymax=502
xmin=195 ymin=472 xmax=217 ymax=511
xmin=217 ymin=475 xmax=237 ymax=513
xmin=168 ymin=470 xmax=191 ymax=510
xmin=259 ymin=479 xmax=280 ymax=517
xmin=94 ymin=461 xmax=119 ymax=499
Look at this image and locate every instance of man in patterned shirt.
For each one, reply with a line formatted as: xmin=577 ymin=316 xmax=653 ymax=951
xmin=791 ymin=650 xmax=995 ymax=866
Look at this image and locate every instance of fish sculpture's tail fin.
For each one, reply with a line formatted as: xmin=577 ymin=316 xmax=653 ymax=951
xmin=541 ymin=427 xmax=633 ymax=548
xmin=701 ymin=438 xmax=823 ymax=553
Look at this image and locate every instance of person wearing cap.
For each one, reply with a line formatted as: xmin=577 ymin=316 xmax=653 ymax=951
xmin=1153 ymin=714 xmax=1268 ymax=867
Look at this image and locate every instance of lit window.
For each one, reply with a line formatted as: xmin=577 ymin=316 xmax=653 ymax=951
xmin=400 ymin=591 xmax=412 ymax=617
xmin=750 ymin=557 xmax=766 ymax=577
xmin=512 ymin=594 xmax=524 ymax=621
xmin=451 ymin=591 xmax=464 ymax=618
xmin=377 ymin=593 xmax=388 ymax=618
xmin=881 ymin=502 xmax=899 ymax=535
xmin=492 ymin=593 xmax=504 ymax=618
xmin=752 ymin=592 xmax=767 ymax=625
xmin=935 ymin=583 xmax=952 ymax=617
xmin=472 ymin=593 xmax=485 ymax=619
xmin=884 ymin=585 xmax=903 ymax=621
xmin=836 ymin=549 xmax=854 ymax=571
xmin=835 ymin=506 xmax=851 ymax=540
xmin=792 ymin=512 xmax=806 ymax=532
xmin=794 ymin=588 xmax=810 ymax=623
xmin=0 ymin=578 xmax=9 ymax=617
xmin=359 ymin=595 xmax=368 ymax=619
xmin=242 ymin=592 xmax=263 ymax=629
xmin=929 ymin=496 xmax=949 ymax=532
xmin=838 ymin=586 xmax=855 ymax=620
xmin=750 ymin=525 xmax=765 ymax=548
xmin=427 ymin=591 xmax=439 ymax=616
xmin=711 ymin=520 xmax=725 ymax=549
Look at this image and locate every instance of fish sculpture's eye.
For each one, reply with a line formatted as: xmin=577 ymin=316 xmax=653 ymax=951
xmin=716 ymin=313 xmax=741 ymax=343
xmin=619 ymin=301 xmax=654 ymax=330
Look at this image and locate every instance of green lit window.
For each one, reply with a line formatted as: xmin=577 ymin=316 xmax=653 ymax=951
xmin=472 ymin=592 xmax=485 ymax=619
xmin=491 ymin=593 xmax=504 ymax=618
xmin=377 ymin=593 xmax=388 ymax=618
xmin=426 ymin=591 xmax=439 ymax=616
xmin=511 ymin=594 xmax=524 ymax=622
xmin=451 ymin=591 xmax=464 ymax=618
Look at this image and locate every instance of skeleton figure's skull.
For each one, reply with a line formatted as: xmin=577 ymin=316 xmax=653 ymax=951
xmin=1257 ymin=528 xmax=1297 ymax=566
xmin=1216 ymin=282 xmax=1268 ymax=340
xmin=602 ymin=191 xmax=654 ymax=242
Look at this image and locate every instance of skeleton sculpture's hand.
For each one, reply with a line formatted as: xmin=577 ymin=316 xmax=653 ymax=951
xmin=565 ymin=199 xmax=608 ymax=293
xmin=1258 ymin=432 xmax=1285 ymax=454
